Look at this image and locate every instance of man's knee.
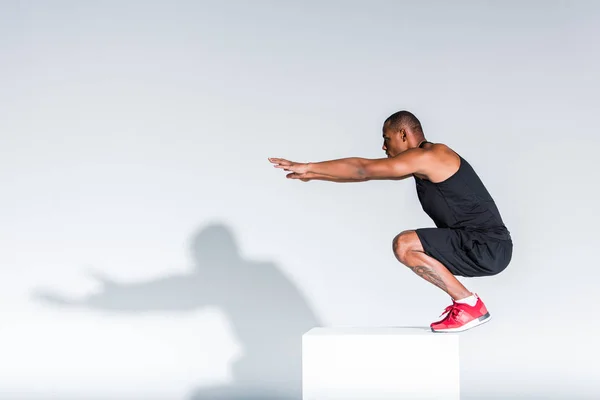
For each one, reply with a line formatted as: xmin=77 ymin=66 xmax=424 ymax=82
xmin=392 ymin=230 xmax=418 ymax=264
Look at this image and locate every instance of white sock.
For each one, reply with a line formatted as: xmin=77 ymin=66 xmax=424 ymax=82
xmin=455 ymin=293 xmax=478 ymax=307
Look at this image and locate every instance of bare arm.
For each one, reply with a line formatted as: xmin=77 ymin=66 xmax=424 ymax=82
xmin=269 ymin=148 xmax=429 ymax=181
xmin=291 ymin=171 xmax=413 ymax=182
xmin=295 ymin=171 xmax=367 ymax=183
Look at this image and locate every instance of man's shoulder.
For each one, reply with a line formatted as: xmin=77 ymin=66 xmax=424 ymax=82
xmin=421 ymin=142 xmax=458 ymax=161
xmin=417 ymin=142 xmax=461 ymax=180
xmin=427 ymin=142 xmax=453 ymax=152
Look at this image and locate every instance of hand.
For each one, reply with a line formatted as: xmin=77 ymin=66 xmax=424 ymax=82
xmin=268 ymin=158 xmax=310 ymax=180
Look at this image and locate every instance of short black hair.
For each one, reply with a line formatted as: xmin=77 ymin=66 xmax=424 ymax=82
xmin=383 ymin=110 xmax=424 ymax=136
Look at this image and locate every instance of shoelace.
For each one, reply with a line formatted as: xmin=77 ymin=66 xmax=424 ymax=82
xmin=439 ymin=303 xmax=461 ymax=319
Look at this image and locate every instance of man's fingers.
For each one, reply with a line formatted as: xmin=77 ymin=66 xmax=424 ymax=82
xmin=287 ymin=172 xmax=309 ymax=180
xmin=269 ymin=157 xmax=293 ymax=166
xmin=271 ymin=158 xmax=304 ymax=176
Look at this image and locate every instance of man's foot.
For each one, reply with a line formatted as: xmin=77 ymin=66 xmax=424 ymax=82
xmin=430 ymin=294 xmax=491 ymax=333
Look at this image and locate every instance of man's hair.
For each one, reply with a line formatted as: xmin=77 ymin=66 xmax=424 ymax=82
xmin=383 ymin=110 xmax=424 ymax=136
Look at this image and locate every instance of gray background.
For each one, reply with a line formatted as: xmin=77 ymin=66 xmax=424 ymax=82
xmin=1 ymin=1 xmax=599 ymax=399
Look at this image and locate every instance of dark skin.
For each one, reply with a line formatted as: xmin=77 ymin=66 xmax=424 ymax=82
xmin=268 ymin=124 xmax=473 ymax=300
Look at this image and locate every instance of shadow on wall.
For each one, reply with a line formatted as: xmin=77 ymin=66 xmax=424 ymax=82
xmin=32 ymin=222 xmax=321 ymax=400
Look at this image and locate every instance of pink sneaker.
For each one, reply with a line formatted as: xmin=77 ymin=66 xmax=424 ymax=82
xmin=430 ymin=294 xmax=491 ymax=333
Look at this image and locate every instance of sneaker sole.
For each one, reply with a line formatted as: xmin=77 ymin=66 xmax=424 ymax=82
xmin=431 ymin=312 xmax=492 ymax=333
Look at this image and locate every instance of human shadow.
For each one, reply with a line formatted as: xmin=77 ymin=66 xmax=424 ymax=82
xmin=32 ymin=222 xmax=321 ymax=400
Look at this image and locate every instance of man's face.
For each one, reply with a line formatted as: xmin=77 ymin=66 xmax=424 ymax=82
xmin=382 ymin=128 xmax=408 ymax=157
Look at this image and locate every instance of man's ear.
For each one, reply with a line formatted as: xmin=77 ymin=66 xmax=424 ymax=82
xmin=399 ymin=128 xmax=407 ymax=141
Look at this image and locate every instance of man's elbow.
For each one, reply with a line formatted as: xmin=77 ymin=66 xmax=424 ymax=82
xmin=356 ymin=165 xmax=369 ymax=179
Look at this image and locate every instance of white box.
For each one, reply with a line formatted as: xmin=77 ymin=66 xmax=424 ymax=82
xmin=302 ymin=327 xmax=459 ymax=400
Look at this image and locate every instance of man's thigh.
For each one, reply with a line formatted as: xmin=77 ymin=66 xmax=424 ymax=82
xmin=414 ymin=227 xmax=487 ymax=277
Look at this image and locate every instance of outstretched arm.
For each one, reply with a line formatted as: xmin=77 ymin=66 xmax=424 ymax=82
xmin=269 ymin=149 xmax=429 ymax=181
xmin=292 ymin=171 xmax=367 ymax=183
xmin=291 ymin=171 xmax=410 ymax=182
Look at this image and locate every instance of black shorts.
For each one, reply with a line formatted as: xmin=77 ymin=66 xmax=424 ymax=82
xmin=415 ymin=227 xmax=513 ymax=277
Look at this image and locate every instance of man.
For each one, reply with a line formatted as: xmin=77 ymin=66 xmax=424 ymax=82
xmin=268 ymin=110 xmax=512 ymax=332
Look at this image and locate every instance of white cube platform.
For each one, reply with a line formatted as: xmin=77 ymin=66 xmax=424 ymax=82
xmin=302 ymin=327 xmax=459 ymax=400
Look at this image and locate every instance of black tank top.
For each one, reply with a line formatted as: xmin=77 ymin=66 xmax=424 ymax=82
xmin=414 ymin=142 xmax=511 ymax=240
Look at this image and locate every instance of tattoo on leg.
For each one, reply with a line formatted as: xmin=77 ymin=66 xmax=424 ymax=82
xmin=408 ymin=265 xmax=448 ymax=292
